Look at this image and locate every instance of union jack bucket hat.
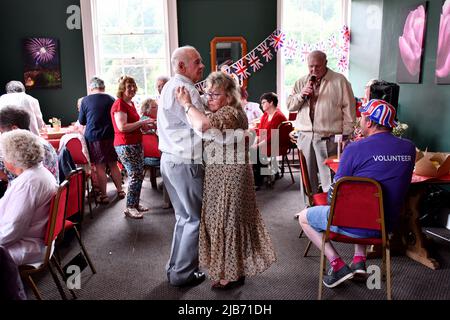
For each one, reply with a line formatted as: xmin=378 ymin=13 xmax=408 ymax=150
xmin=359 ymin=99 xmax=398 ymax=128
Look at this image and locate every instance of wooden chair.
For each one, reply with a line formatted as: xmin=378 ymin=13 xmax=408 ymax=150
xmin=297 ymin=149 xmax=328 ymax=256
xmin=19 ymin=181 xmax=76 ymax=300
xmin=318 ymin=176 xmax=391 ymax=300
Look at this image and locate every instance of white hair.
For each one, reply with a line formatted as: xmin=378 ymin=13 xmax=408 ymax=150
xmin=5 ymin=81 xmax=25 ymax=93
xmin=0 ymin=129 xmax=44 ymax=169
xmin=171 ymin=46 xmax=196 ymax=73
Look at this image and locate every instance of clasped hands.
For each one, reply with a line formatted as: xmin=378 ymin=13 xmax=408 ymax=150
xmin=176 ymin=86 xmax=192 ymax=109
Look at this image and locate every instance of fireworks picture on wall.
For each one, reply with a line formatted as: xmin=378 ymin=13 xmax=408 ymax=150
xmin=23 ymin=37 xmax=62 ymax=89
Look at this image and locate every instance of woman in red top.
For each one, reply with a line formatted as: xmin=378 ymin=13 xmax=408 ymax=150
xmin=251 ymin=92 xmax=287 ymax=187
xmin=111 ymin=76 xmax=154 ymax=219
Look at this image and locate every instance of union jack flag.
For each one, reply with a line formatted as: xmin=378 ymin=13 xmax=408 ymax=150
xmin=194 ymin=81 xmax=206 ymax=94
xmin=246 ymin=50 xmax=263 ymax=72
xmin=257 ymin=42 xmax=273 ymax=63
xmin=299 ymin=43 xmax=311 ymax=62
xmin=233 ymin=60 xmax=250 ymax=79
xmin=341 ymin=25 xmax=351 ymax=43
xmin=327 ymin=34 xmax=340 ymax=56
xmin=283 ymin=38 xmax=298 ymax=59
xmin=312 ymin=40 xmax=325 ymax=53
xmin=270 ymin=31 xmax=285 ymax=52
xmin=337 ymin=55 xmax=349 ymax=72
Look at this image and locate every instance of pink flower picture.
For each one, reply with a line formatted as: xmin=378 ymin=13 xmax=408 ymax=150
xmin=436 ymin=0 xmax=450 ymax=83
xmin=397 ymin=3 xmax=428 ymax=83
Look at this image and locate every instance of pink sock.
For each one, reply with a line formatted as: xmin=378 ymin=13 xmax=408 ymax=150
xmin=352 ymin=255 xmax=366 ymax=264
xmin=330 ymin=257 xmax=345 ymax=272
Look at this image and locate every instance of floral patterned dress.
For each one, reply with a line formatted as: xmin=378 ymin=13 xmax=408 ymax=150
xmin=199 ymin=105 xmax=276 ymax=282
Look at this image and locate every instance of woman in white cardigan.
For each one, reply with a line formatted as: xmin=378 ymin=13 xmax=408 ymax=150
xmin=0 ymin=129 xmax=58 ymax=266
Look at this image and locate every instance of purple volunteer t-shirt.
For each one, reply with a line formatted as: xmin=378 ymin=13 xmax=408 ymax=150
xmin=335 ymin=132 xmax=415 ymax=234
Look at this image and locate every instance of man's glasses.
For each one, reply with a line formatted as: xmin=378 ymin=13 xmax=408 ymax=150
xmin=204 ymin=92 xmax=224 ymax=100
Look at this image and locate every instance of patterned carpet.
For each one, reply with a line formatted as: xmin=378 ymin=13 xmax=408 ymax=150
xmin=26 ymin=170 xmax=450 ymax=301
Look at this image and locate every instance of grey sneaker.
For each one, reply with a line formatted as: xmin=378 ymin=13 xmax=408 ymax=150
xmin=350 ymin=261 xmax=367 ymax=275
xmin=323 ymin=265 xmax=354 ymax=288
xmin=124 ymin=207 xmax=144 ymax=219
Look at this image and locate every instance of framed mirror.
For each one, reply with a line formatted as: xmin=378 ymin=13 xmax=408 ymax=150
xmin=210 ymin=36 xmax=248 ymax=88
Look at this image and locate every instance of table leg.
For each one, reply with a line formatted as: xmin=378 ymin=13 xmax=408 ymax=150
xmin=402 ymin=185 xmax=440 ymax=270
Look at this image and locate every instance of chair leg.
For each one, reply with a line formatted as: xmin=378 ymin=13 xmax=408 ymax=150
xmin=48 ymin=263 xmax=68 ymax=300
xmin=21 ymin=274 xmax=43 ymax=300
xmin=285 ymin=155 xmax=295 ymax=183
xmin=385 ymin=246 xmax=392 ymax=300
xmin=51 ymin=257 xmax=77 ymax=300
xmin=74 ymin=226 xmax=97 ymax=274
xmin=280 ymin=156 xmax=285 ymax=178
xmin=86 ymin=177 xmax=94 ymax=219
xmin=303 ymin=240 xmax=313 ymax=257
xmin=318 ymin=240 xmax=326 ymax=300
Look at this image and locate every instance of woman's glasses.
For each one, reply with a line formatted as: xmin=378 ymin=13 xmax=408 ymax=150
xmin=204 ymin=92 xmax=224 ymax=100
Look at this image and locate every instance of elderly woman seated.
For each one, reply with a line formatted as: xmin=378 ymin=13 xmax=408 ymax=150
xmin=0 ymin=129 xmax=58 ymax=266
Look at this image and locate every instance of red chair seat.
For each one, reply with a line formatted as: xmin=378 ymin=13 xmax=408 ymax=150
xmin=64 ymin=220 xmax=74 ymax=230
xmin=312 ymin=192 xmax=328 ymax=206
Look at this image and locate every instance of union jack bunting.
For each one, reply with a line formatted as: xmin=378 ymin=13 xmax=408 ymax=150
xmin=341 ymin=25 xmax=351 ymax=42
xmin=233 ymin=60 xmax=250 ymax=79
xmin=312 ymin=40 xmax=326 ymax=53
xmin=257 ymin=42 xmax=273 ymax=63
xmin=327 ymin=34 xmax=339 ymax=56
xmin=337 ymin=55 xmax=349 ymax=73
xmin=299 ymin=43 xmax=311 ymax=62
xmin=193 ymin=26 xmax=351 ymax=89
xmin=270 ymin=31 xmax=286 ymax=52
xmin=246 ymin=50 xmax=263 ymax=72
xmin=283 ymin=38 xmax=298 ymax=59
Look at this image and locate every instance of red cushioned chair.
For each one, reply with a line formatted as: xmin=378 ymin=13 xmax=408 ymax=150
xmin=270 ymin=121 xmax=295 ymax=184
xmin=62 ymin=168 xmax=96 ymax=275
xmin=19 ymin=181 xmax=76 ymax=300
xmin=65 ymin=137 xmax=94 ymax=217
xmin=318 ymin=176 xmax=391 ymax=300
xmin=297 ymin=149 xmax=328 ymax=256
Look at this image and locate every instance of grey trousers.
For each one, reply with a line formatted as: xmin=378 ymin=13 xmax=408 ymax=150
xmin=160 ymin=153 xmax=204 ymax=286
xmin=297 ymin=132 xmax=337 ymax=199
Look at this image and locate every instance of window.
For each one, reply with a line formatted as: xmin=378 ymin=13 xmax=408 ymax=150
xmin=277 ymin=0 xmax=350 ymax=111
xmin=81 ymin=0 xmax=177 ymax=103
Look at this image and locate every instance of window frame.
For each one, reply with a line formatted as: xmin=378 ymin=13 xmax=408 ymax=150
xmin=80 ymin=0 xmax=178 ymax=95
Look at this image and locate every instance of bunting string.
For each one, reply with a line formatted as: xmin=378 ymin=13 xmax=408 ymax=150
xmin=195 ymin=25 xmax=350 ymax=92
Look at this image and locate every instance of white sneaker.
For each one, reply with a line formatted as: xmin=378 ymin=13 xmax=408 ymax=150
xmin=124 ymin=207 xmax=143 ymax=219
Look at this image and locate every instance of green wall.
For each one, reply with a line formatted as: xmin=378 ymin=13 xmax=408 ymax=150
xmin=177 ymin=0 xmax=277 ymax=102
xmin=0 ymin=0 xmax=86 ymax=126
xmin=379 ymin=0 xmax=450 ymax=151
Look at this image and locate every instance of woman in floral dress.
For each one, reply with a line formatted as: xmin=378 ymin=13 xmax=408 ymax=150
xmin=175 ymin=72 xmax=276 ymax=289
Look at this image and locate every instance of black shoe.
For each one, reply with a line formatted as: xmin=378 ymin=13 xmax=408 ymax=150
xmin=178 ymin=272 xmax=206 ymax=287
xmin=323 ymin=265 xmax=353 ymax=288
xmin=211 ymin=276 xmax=245 ymax=290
